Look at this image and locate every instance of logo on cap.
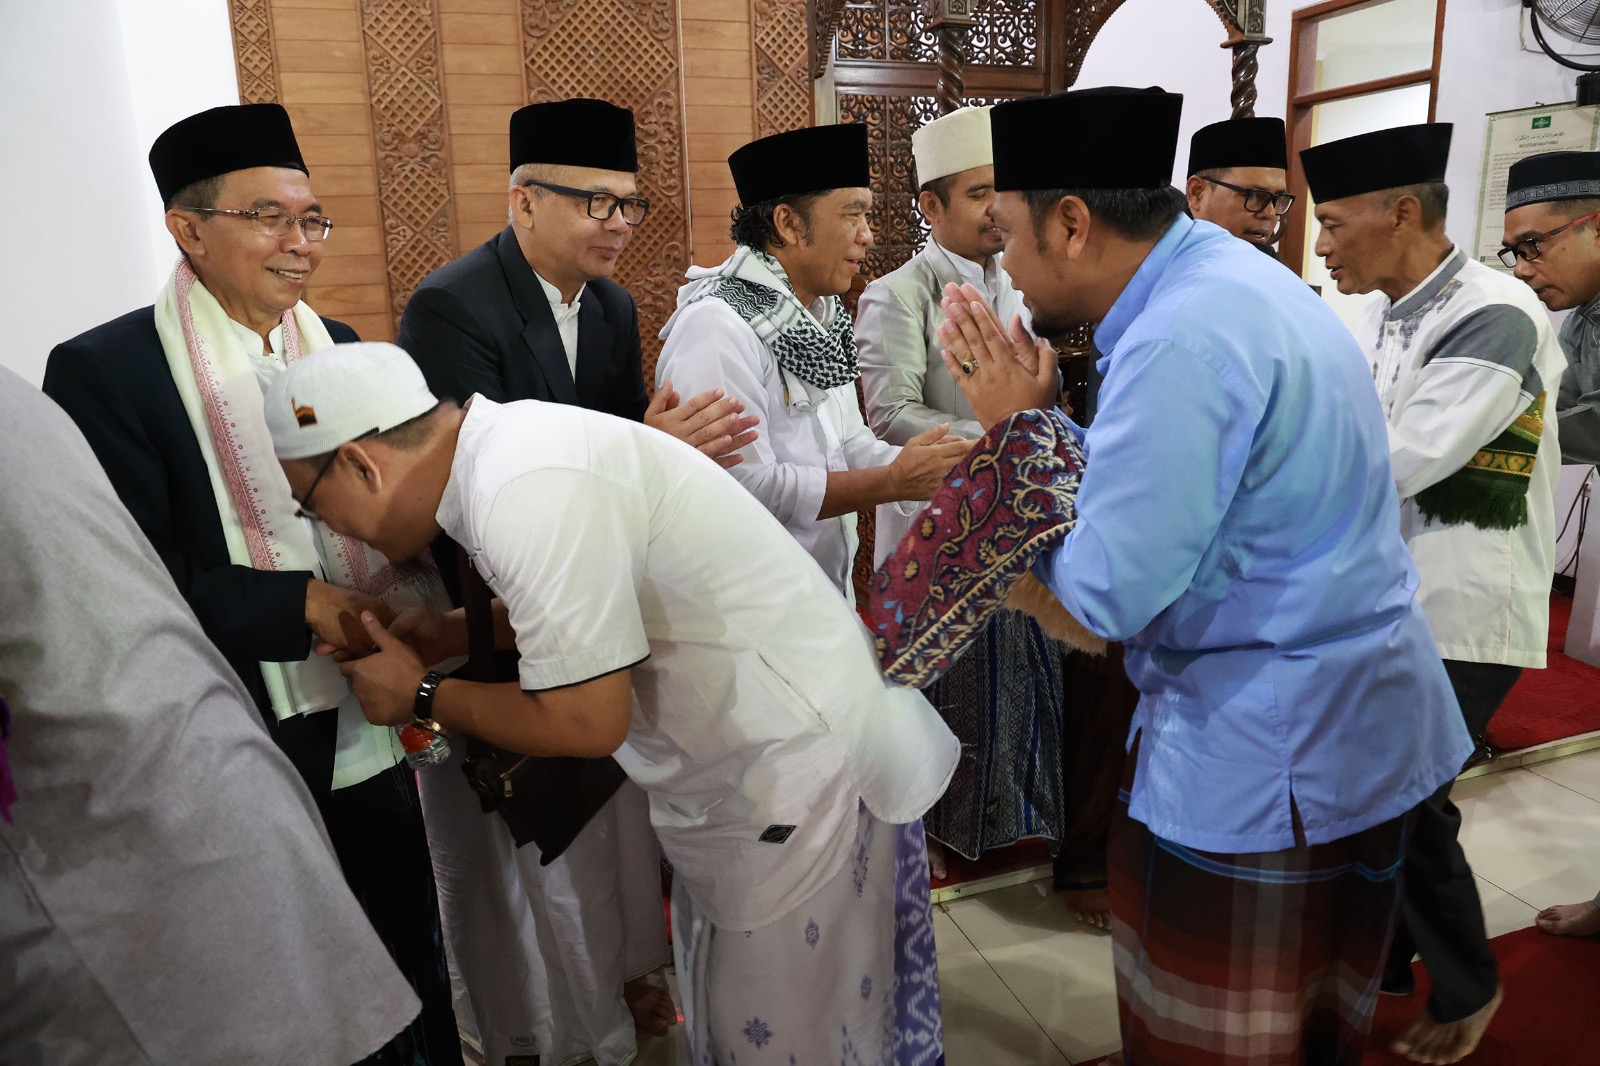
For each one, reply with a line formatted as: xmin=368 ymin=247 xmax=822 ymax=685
xmin=292 ymin=397 xmax=317 ymax=427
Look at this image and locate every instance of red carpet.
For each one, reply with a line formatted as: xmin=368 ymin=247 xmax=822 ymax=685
xmin=1079 ymin=926 xmax=1600 ymax=1064
xmin=1366 ymin=926 xmax=1600 ymax=1064
xmin=1486 ymin=593 xmax=1600 ymax=751
xmin=931 ymin=837 xmax=1054 ymax=891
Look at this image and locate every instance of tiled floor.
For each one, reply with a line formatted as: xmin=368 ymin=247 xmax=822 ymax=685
xmin=631 ymin=748 xmax=1600 ymax=1066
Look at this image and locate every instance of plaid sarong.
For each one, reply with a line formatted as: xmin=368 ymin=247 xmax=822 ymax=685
xmin=1110 ymin=740 xmax=1415 ymax=1065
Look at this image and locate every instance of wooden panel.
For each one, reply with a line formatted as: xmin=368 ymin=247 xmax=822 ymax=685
xmin=442 ymin=42 xmax=512 ymax=74
xmin=442 ymin=73 xmax=522 ymax=103
xmin=231 ymin=0 xmax=282 ymax=103
xmin=683 ymin=47 xmax=750 ymax=79
xmin=272 ymin=0 xmax=353 ymax=8
xmin=316 ymin=194 xmax=383 ymax=227
xmin=310 ymin=253 xmax=388 ymax=284
xmin=335 ymin=312 xmax=396 ymax=342
xmin=444 ymin=104 xmax=513 ymax=133
xmin=272 ymin=6 xmax=362 ymax=41
xmin=689 ymin=160 xmax=737 ymax=189
xmin=752 ymin=0 xmax=811 ymax=136
xmin=451 ymin=134 xmax=508 ymax=165
xmin=303 ymin=163 xmax=379 ymax=196
xmin=438 ymin=12 xmax=519 ymax=43
xmin=296 ymin=133 xmax=378 ymax=166
xmin=458 ymin=220 xmax=505 ymax=247
xmin=455 ymin=191 xmax=510 ymax=222
xmin=451 ymin=163 xmax=506 ymax=192
xmin=683 ymin=76 xmax=750 ymax=105
xmin=327 ymin=223 xmax=384 ymax=257
xmin=278 ymin=70 xmax=368 ymax=103
xmin=687 ymin=131 xmax=750 ymax=161
xmin=687 ymin=104 xmax=754 ymax=134
xmin=285 ymin=103 xmax=374 ymax=135
xmin=682 ymin=19 xmax=747 ymax=51
xmin=691 ymin=0 xmax=747 ymax=19
xmin=438 ymin=0 xmax=514 ymax=11
xmin=304 ymin=282 xmax=391 ymax=314
xmin=276 ymin=38 xmax=366 ymax=72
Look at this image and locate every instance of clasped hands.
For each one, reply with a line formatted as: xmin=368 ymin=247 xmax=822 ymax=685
xmin=309 ymin=579 xmax=465 ymax=728
xmin=937 ymin=282 xmax=1061 ymax=430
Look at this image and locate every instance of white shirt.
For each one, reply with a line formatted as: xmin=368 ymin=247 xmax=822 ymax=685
xmin=654 ymin=297 xmax=907 ymax=598
xmin=1365 ymin=247 xmax=1565 ymax=667
xmin=535 ymin=271 xmax=585 ymax=378
xmin=231 ymin=318 xmax=287 ymax=391
xmin=856 ymin=240 xmax=1032 ymax=564
xmin=435 ymin=397 xmax=958 ymax=929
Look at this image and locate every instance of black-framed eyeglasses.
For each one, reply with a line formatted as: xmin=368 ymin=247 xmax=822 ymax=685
xmin=1201 ymin=176 xmax=1296 ymax=215
xmin=182 ymin=205 xmax=335 ymax=242
xmin=521 ymin=179 xmax=650 ymax=225
xmin=295 ymin=429 xmax=378 ymax=520
xmin=1498 ymin=210 xmax=1600 ymax=268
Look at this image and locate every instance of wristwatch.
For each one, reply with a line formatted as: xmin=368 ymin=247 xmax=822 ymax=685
xmin=412 ymin=670 xmax=447 ymax=726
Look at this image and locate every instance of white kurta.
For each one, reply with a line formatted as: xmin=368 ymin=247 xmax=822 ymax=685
xmin=655 ymin=296 xmax=908 ymax=599
xmin=856 ymin=240 xmax=1030 ymax=565
xmin=435 ymin=397 xmax=958 ymax=929
xmin=1364 ymin=247 xmax=1566 ymax=667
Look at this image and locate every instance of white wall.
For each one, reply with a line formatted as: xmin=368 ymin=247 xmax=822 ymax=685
xmin=0 ymin=0 xmax=236 ymax=387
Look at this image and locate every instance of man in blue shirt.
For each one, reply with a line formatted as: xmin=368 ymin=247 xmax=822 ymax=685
xmin=937 ymin=86 xmax=1472 ymax=1065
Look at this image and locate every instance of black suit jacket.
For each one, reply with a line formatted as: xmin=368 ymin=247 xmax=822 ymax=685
xmin=42 ymin=307 xmax=359 ymax=734
xmin=398 ymin=226 xmax=649 ymax=420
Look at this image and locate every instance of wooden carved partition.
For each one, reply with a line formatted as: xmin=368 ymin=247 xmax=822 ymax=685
xmin=224 ymin=0 xmax=709 ymax=372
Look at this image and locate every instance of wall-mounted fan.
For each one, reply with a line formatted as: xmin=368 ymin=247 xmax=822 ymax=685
xmin=1525 ymin=0 xmax=1600 ymax=103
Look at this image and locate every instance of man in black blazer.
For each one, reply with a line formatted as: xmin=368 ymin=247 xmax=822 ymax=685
xmin=400 ymin=98 xmax=756 ymax=460
xmin=42 ymin=104 xmax=461 ymax=1066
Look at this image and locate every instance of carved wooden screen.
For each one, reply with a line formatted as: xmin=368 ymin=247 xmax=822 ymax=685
xmin=829 ymin=0 xmax=1072 ymax=278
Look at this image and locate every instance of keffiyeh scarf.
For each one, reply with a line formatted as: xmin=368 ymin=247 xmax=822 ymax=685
xmin=153 ymin=259 xmax=447 ymax=787
xmin=670 ymin=246 xmax=859 ymax=391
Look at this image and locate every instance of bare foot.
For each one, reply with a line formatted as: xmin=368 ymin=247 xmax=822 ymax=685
xmin=1536 ymin=899 xmax=1600 ymax=937
xmin=1059 ymin=885 xmax=1112 ymax=930
xmin=928 ymin=839 xmax=948 ymax=881
xmin=1392 ymin=984 xmax=1503 ymax=1064
xmin=624 ymin=977 xmax=677 ymax=1037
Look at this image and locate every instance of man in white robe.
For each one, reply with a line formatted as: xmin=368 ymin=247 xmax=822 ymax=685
xmin=260 ymin=341 xmax=961 ymax=1066
xmin=656 ymin=123 xmax=969 ymax=601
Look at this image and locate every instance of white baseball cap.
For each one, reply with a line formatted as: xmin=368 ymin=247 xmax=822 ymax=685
xmin=265 ymin=342 xmax=440 ymax=460
xmin=912 ymin=105 xmax=993 ymax=186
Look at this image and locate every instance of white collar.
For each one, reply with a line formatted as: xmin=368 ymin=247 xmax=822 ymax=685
xmin=929 ymin=236 xmax=998 ymax=290
xmin=229 ymin=316 xmax=285 ymax=359
xmin=535 ymin=270 xmax=585 ymax=322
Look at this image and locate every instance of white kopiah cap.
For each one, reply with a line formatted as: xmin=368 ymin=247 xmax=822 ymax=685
xmin=265 ymin=342 xmax=439 ymax=460
xmin=912 ymin=105 xmax=994 ymax=186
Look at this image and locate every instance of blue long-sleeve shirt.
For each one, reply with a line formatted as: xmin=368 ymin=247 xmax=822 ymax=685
xmin=1039 ymin=217 xmax=1471 ymax=854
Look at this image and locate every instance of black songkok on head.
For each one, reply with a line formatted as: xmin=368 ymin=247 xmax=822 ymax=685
xmin=727 ymin=124 xmax=871 ymax=205
xmin=1505 ymin=151 xmax=1600 ymax=210
xmin=1187 ymin=117 xmax=1288 ymax=175
xmin=148 ymin=103 xmax=307 ymax=207
xmin=1300 ymin=123 xmax=1452 ymax=203
xmin=990 ymin=87 xmax=1183 ymax=192
xmin=509 ymin=99 xmax=638 ymax=174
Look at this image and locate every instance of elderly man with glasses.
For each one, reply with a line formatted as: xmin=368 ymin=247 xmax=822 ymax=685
xmin=42 ymin=103 xmax=464 ymax=1066
xmin=1305 ymin=122 xmax=1567 ymax=1065
xmin=1183 ymin=117 xmax=1294 ymax=254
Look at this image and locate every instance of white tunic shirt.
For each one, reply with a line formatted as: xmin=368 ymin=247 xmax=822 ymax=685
xmin=655 ymin=297 xmax=906 ymax=598
xmin=435 ymin=397 xmax=958 ymax=930
xmin=1364 ymin=247 xmax=1566 ymax=667
xmin=535 ymin=270 xmax=585 ymax=378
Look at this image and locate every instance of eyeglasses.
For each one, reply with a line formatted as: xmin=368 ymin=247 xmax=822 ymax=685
xmin=1201 ymin=176 xmax=1296 ymax=215
xmin=521 ymin=179 xmax=650 ymax=226
xmin=294 ymin=428 xmax=378 ymax=520
xmin=1497 ymin=211 xmax=1600 ymax=268
xmin=182 ymin=206 xmax=335 ymax=242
